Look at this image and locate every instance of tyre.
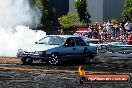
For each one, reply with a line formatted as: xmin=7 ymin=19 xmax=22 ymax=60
xmin=21 ymin=57 xmax=33 ymax=65
xmin=83 ymin=50 xmax=91 ymax=63
xmin=48 ymin=53 xmax=60 ymax=65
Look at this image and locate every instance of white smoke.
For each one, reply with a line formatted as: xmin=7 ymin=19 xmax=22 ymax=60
xmin=0 ymin=0 xmax=46 ymax=57
xmin=0 ymin=0 xmax=41 ymax=28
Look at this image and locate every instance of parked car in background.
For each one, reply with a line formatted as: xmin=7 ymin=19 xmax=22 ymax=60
xmin=17 ymin=35 xmax=97 ymax=65
xmin=107 ymin=41 xmax=132 ymax=52
xmin=108 ymin=41 xmax=128 ymax=46
xmin=112 ymin=50 xmax=132 ymax=58
xmin=80 ymin=36 xmax=109 ymax=53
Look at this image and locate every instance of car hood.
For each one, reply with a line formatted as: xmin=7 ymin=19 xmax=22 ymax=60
xmin=19 ymin=44 xmax=59 ymax=52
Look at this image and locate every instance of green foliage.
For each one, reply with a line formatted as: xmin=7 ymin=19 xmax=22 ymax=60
xmin=58 ymin=12 xmax=87 ymax=29
xmin=43 ymin=8 xmax=56 ymax=25
xmin=34 ymin=0 xmax=43 ymax=12
xmin=74 ymin=0 xmax=91 ymax=26
xmin=36 ymin=23 xmax=44 ymax=29
xmin=122 ymin=0 xmax=132 ymax=22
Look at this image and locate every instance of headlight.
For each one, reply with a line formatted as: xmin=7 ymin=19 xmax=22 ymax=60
xmin=18 ymin=49 xmax=24 ymax=53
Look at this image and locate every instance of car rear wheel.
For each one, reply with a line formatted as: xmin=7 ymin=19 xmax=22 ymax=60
xmin=21 ymin=57 xmax=33 ymax=65
xmin=48 ymin=53 xmax=60 ymax=65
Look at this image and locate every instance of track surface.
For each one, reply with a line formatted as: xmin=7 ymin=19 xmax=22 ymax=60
xmin=0 ymin=54 xmax=132 ymax=88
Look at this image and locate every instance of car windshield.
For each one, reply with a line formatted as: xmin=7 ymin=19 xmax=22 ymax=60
xmin=37 ymin=36 xmax=65 ymax=45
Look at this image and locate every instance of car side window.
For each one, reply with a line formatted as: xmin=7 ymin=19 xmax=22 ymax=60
xmin=74 ymin=37 xmax=86 ymax=46
xmin=64 ymin=38 xmax=75 ymax=47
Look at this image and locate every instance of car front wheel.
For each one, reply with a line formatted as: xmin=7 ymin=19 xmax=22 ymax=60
xmin=48 ymin=53 xmax=60 ymax=65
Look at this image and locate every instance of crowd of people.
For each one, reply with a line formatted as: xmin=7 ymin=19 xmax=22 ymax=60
xmin=75 ymin=20 xmax=132 ymax=44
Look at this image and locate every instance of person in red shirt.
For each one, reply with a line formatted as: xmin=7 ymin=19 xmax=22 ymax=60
xmin=126 ymin=32 xmax=132 ymax=45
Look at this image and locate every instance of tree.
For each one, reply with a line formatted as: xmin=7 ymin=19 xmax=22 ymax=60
xmin=122 ymin=0 xmax=132 ymax=22
xmin=32 ymin=0 xmax=56 ymax=29
xmin=58 ymin=12 xmax=86 ymax=29
xmin=34 ymin=0 xmax=43 ymax=12
xmin=34 ymin=0 xmax=55 ymax=26
xmin=74 ymin=0 xmax=91 ymax=26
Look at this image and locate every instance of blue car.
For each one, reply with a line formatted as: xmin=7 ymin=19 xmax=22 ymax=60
xmin=17 ymin=35 xmax=97 ymax=65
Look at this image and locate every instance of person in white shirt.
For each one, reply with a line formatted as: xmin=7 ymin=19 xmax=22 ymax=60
xmin=124 ymin=21 xmax=131 ymax=32
xmin=106 ymin=20 xmax=113 ymax=34
xmin=106 ymin=20 xmax=113 ymax=41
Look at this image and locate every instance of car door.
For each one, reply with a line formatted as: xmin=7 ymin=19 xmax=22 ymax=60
xmin=73 ymin=37 xmax=87 ymax=59
xmin=61 ymin=37 xmax=77 ymax=60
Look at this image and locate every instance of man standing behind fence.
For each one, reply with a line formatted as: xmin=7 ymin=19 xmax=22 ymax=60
xmin=124 ymin=21 xmax=132 ymax=32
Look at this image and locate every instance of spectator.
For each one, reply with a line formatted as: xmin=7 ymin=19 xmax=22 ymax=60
xmin=119 ymin=19 xmax=125 ymax=28
xmin=60 ymin=28 xmax=64 ymax=35
xmin=92 ymin=29 xmax=98 ymax=39
xmin=113 ymin=22 xmax=120 ymax=37
xmin=99 ymin=27 xmax=106 ymax=43
xmin=105 ymin=20 xmax=112 ymax=41
xmin=106 ymin=20 xmax=113 ymax=38
xmin=124 ymin=21 xmax=132 ymax=32
xmin=103 ymin=22 xmax=107 ymax=28
xmin=73 ymin=19 xmax=132 ymax=43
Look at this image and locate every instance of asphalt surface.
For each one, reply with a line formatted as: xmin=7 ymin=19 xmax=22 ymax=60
xmin=0 ymin=53 xmax=132 ymax=88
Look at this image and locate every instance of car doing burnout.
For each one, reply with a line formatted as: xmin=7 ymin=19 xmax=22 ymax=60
xmin=17 ymin=35 xmax=97 ymax=65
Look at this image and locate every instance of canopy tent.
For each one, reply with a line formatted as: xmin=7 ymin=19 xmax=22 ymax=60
xmin=75 ymin=28 xmax=91 ymax=33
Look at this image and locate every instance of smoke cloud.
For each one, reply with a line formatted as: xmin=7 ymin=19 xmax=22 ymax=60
xmin=0 ymin=0 xmax=41 ymax=28
xmin=0 ymin=0 xmax=46 ymax=57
